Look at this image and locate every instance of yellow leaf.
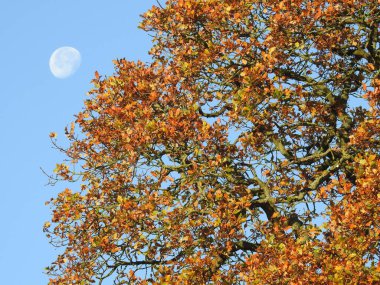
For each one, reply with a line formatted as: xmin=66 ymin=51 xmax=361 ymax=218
xmin=49 ymin=132 xmax=57 ymax=138
xmin=269 ymin=47 xmax=276 ymax=54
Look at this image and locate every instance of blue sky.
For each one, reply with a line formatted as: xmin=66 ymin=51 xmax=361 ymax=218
xmin=0 ymin=1 xmax=155 ymax=283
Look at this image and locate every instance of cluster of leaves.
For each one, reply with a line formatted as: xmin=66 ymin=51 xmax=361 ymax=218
xmin=45 ymin=0 xmax=380 ymax=284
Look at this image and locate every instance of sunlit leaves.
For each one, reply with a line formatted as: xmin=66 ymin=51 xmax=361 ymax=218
xmin=46 ymin=0 xmax=380 ymax=284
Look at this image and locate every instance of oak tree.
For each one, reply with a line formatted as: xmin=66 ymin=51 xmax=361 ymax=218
xmin=45 ymin=1 xmax=380 ymax=284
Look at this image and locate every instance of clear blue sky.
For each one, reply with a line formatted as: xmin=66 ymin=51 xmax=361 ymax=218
xmin=0 ymin=1 xmax=155 ymax=283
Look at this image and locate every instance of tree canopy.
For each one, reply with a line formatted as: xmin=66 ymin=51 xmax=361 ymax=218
xmin=45 ymin=0 xmax=380 ymax=284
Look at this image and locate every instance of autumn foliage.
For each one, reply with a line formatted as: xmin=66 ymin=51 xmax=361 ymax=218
xmin=45 ymin=1 xmax=380 ymax=284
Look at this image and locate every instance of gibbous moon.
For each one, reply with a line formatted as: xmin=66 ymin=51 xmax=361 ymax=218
xmin=49 ymin=47 xmax=81 ymax=79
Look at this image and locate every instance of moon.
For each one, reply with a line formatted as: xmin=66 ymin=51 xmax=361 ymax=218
xmin=49 ymin=47 xmax=81 ymax=79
